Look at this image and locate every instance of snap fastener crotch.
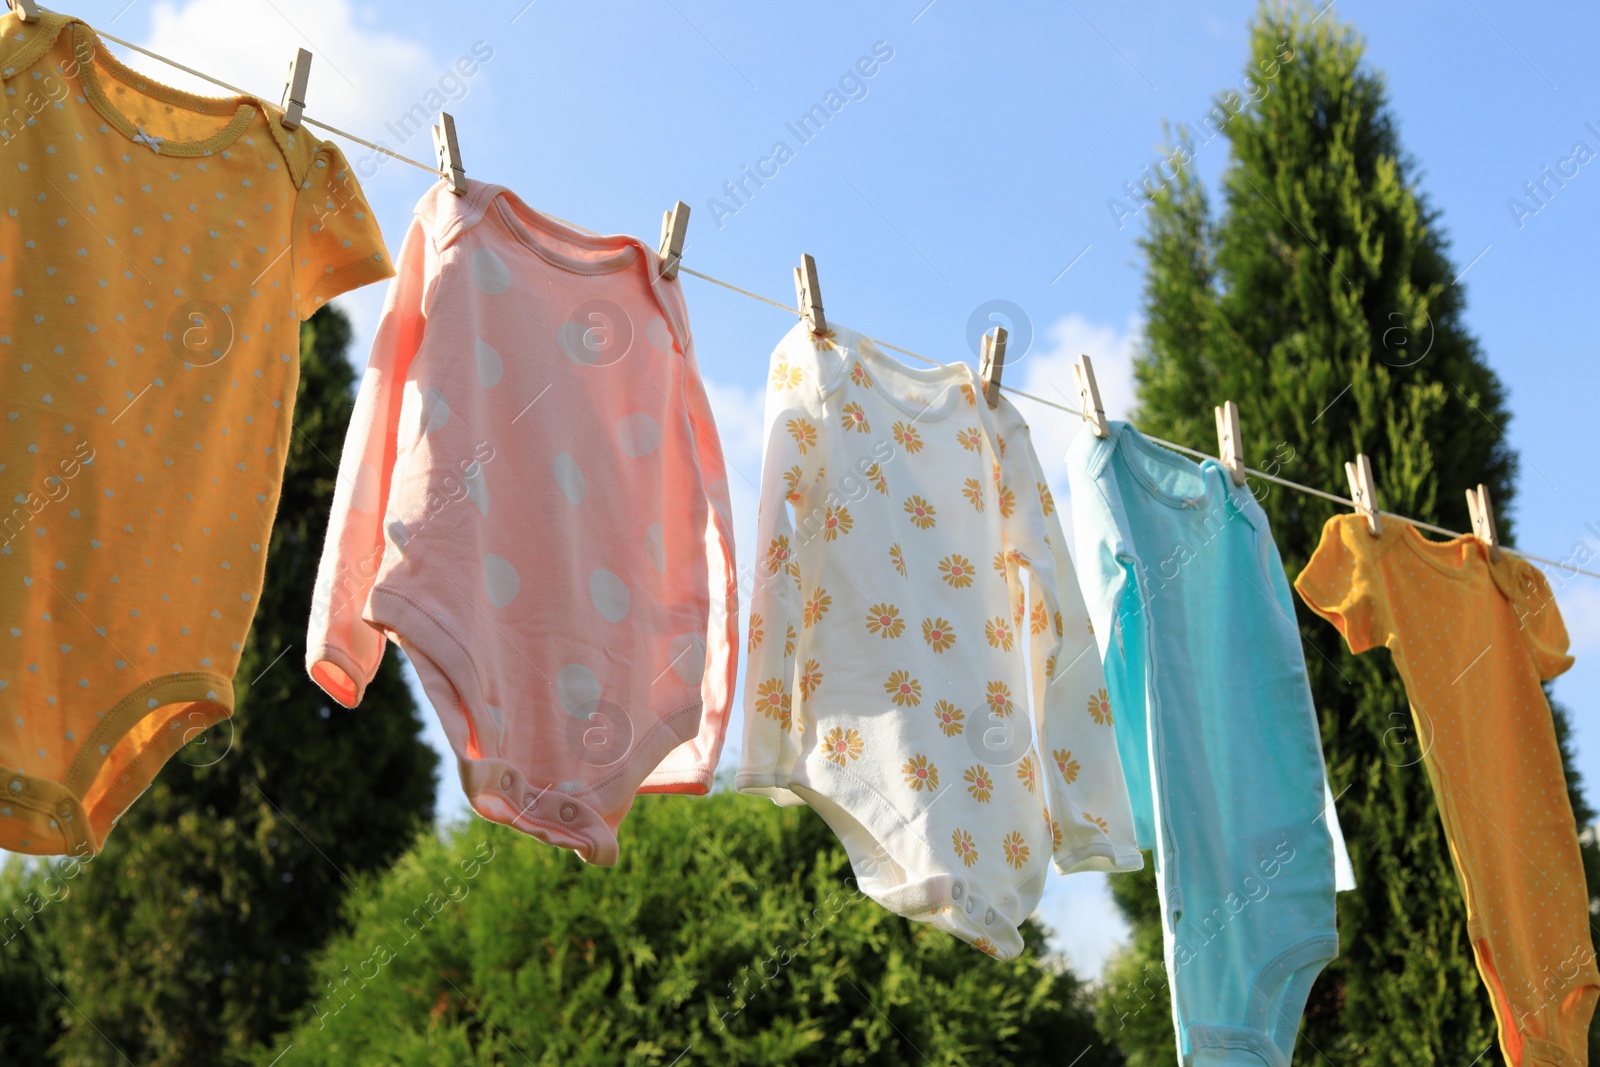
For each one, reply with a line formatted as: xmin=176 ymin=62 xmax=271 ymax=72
xmin=984 ymin=907 xmax=996 ymax=926
xmin=499 ymin=771 xmax=513 ymax=791
xmin=559 ymin=802 xmax=578 ymax=823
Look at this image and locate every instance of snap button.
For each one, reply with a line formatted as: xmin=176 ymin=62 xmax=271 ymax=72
xmin=950 ymin=881 xmax=963 ymax=900
xmin=499 ymin=771 xmax=513 ymax=790
xmin=559 ymin=802 xmax=578 ymax=822
xmin=1247 ymin=1037 xmax=1260 ymax=1051
xmin=964 ymin=896 xmax=975 ymax=915
xmin=984 ymin=907 xmax=995 ymax=926
xmin=57 ymin=801 xmax=73 ymax=819
xmin=523 ymin=792 xmax=537 ymax=810
xmin=8 ymin=777 xmax=21 ymax=794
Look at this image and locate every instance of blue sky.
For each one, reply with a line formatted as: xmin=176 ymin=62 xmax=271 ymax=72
xmin=82 ymin=0 xmax=1600 ymax=978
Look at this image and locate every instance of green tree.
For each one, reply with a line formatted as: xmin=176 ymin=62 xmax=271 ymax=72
xmin=1095 ymin=3 xmax=1598 ymax=1065
xmin=0 ymin=858 xmax=68 ymax=1063
xmin=261 ymin=790 xmax=1118 ymax=1067
xmin=45 ymin=306 xmax=439 ymax=1066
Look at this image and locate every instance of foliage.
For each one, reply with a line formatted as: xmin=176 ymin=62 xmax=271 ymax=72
xmin=261 ymin=791 xmax=1119 ymax=1067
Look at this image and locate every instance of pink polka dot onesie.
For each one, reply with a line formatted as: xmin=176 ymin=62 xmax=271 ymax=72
xmin=306 ymin=179 xmax=737 ymax=865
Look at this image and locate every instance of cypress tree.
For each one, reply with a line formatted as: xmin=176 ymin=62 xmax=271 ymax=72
xmin=47 ymin=306 xmax=439 ymax=1066
xmin=1094 ymin=3 xmax=1598 ymax=1064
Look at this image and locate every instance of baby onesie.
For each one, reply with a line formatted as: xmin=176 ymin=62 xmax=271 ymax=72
xmin=307 ymin=179 xmax=737 ymax=866
xmin=0 ymin=11 xmax=391 ymax=856
xmin=738 ymin=320 xmax=1141 ymax=961
xmin=1066 ymin=422 xmax=1345 ymax=1067
xmin=1297 ymin=514 xmax=1598 ymax=1067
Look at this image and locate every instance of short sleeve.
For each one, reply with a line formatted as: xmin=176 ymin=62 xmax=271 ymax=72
xmin=1503 ymin=561 xmax=1575 ymax=680
xmin=292 ymin=141 xmax=394 ymax=318
xmin=1294 ymin=515 xmax=1389 ymax=654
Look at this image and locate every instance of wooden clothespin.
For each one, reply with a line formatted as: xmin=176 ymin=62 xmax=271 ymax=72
xmin=1344 ymin=453 xmax=1382 ymax=536
xmin=794 ymin=253 xmax=825 ymax=335
xmin=1466 ymin=483 xmax=1500 ymax=561
xmin=1074 ymin=354 xmax=1110 ymax=438
xmin=8 ymin=0 xmax=39 ymax=21
xmin=432 ymin=113 xmax=466 ymax=196
xmin=979 ymin=327 xmax=1008 ymax=408
xmin=279 ymin=48 xmax=312 ymax=131
xmin=1214 ymin=400 xmax=1246 ymax=486
xmin=657 ymin=201 xmax=690 ymax=281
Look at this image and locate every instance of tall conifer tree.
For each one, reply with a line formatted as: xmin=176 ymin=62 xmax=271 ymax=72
xmin=1095 ymin=4 xmax=1597 ymax=1063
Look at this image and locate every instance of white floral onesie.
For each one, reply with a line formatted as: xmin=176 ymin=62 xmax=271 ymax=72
xmin=737 ymin=320 xmax=1141 ymax=959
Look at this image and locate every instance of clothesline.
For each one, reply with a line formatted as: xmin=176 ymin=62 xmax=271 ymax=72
xmin=92 ymin=26 xmax=1600 ymax=584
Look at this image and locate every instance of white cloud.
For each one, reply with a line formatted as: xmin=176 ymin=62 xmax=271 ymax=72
xmin=113 ymin=0 xmax=463 ymax=163
xmin=1012 ymin=312 xmax=1141 ymax=488
xmin=1033 ymin=870 xmax=1129 ymax=980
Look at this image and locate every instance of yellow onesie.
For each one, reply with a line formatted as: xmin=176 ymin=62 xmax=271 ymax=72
xmin=0 ymin=11 xmax=391 ymax=855
xmin=1297 ymin=514 xmax=1598 ymax=1067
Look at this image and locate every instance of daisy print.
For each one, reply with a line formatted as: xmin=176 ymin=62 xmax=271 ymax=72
xmin=763 ymin=535 xmax=791 ymax=576
xmin=1087 ymin=687 xmax=1113 ymax=725
xmin=952 ymin=828 xmax=978 ymax=867
xmin=1016 ymin=754 xmax=1037 ymax=794
xmin=770 ymin=362 xmax=803 ymax=390
xmin=938 ymin=554 xmax=975 ymax=588
xmin=996 ymin=484 xmax=1017 ymax=519
xmin=823 ymin=726 xmax=863 ymax=765
xmin=1049 ymin=817 xmax=1064 ymax=851
xmin=959 ymin=383 xmax=977 ymax=406
xmin=803 ymin=587 xmax=832 ymax=628
xmin=1030 ymin=598 xmax=1048 ymax=636
xmin=841 ymin=401 xmax=870 ymax=433
xmin=800 ymin=659 xmax=824 ymax=699
xmin=956 ymin=426 xmax=983 ymax=451
xmin=902 ymin=754 xmax=939 ymax=792
xmin=933 ymin=700 xmax=965 ymax=737
xmin=904 ymin=496 xmax=937 ymax=530
xmin=755 ymin=678 xmax=792 ymax=727
xmin=748 ymin=613 xmax=764 ymax=653
xmin=784 ymin=624 xmax=796 ymax=657
xmin=971 ymin=936 xmax=1001 ymax=958
xmin=866 ymin=463 xmax=889 ymax=495
xmin=892 ymin=421 xmax=925 ymax=454
xmin=985 ymin=681 xmax=1014 ymax=718
xmin=964 ymin=764 xmax=994 ymax=802
xmin=889 ymin=542 xmax=907 ymax=576
xmin=865 ymin=603 xmax=905 ymax=639
xmin=1082 ymin=811 xmax=1110 ymax=834
xmin=850 ymin=361 xmax=873 ymax=388
xmin=885 ymin=670 xmax=923 ymax=707
xmin=822 ymin=504 xmax=853 ymax=541
xmin=984 ymin=616 xmax=1016 ymax=652
xmin=1038 ymin=481 xmax=1056 ymax=516
xmin=922 ymin=616 xmax=956 ymax=653
xmin=1002 ymin=831 xmax=1030 ymax=869
xmin=786 ymin=417 xmax=817 ymax=454
xmin=1053 ymin=749 xmax=1080 ymax=783
xmin=782 ymin=465 xmax=805 ymax=504
xmin=961 ymin=478 xmax=985 ymax=511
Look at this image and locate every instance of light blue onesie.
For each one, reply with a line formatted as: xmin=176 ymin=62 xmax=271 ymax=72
xmin=1067 ymin=422 xmax=1347 ymax=1067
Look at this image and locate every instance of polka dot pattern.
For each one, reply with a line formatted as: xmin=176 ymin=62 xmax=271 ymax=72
xmin=0 ymin=13 xmax=391 ymax=857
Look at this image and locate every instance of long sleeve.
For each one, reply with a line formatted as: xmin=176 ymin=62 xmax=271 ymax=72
xmin=638 ymin=280 xmax=740 ymax=792
xmin=1000 ymin=419 xmax=1141 ymax=874
xmin=305 ymin=216 xmax=430 ymax=706
xmin=736 ymin=352 xmax=820 ymax=804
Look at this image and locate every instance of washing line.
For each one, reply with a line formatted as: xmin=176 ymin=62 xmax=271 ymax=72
xmin=85 ymin=25 xmax=1600 ymax=583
